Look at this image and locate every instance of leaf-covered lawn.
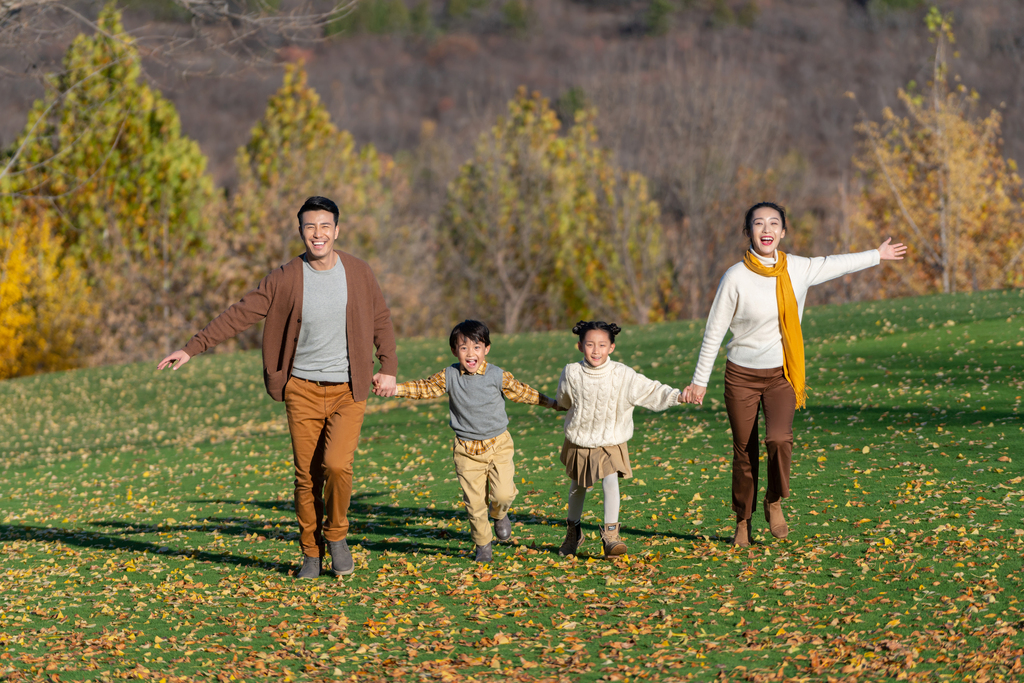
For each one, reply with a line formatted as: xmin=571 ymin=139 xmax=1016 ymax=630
xmin=1 ymin=290 xmax=1022 ymax=682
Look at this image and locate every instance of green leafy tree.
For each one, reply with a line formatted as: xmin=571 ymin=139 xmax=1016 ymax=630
xmin=4 ymin=4 xmax=217 ymax=364
xmin=440 ymin=88 xmax=665 ymax=332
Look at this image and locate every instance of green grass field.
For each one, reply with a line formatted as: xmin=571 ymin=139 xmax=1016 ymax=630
xmin=1 ymin=289 xmax=1022 ymax=682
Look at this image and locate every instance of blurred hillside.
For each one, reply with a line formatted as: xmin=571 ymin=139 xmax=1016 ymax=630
xmin=1 ymin=0 xmax=1022 ymax=375
xmin=3 ymin=0 xmax=1022 ymax=188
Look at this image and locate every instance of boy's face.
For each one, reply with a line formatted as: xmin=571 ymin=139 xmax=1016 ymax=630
xmin=578 ymin=330 xmax=615 ymax=367
xmin=452 ymin=335 xmax=490 ymax=374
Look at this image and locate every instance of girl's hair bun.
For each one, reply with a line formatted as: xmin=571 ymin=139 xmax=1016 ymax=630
xmin=572 ymin=320 xmax=621 ymax=343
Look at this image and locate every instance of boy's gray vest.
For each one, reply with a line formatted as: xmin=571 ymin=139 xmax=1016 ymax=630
xmin=444 ymin=363 xmax=509 ymax=441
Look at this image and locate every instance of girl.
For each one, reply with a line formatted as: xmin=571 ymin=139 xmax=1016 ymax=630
xmin=681 ymin=201 xmax=906 ymax=547
xmin=556 ymin=321 xmax=685 ymax=557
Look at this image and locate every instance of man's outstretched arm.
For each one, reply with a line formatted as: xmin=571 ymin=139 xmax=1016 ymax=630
xmin=157 ymin=271 xmax=276 ymax=371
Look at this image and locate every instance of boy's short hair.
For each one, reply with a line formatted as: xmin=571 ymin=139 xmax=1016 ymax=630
xmin=449 ymin=320 xmax=491 ymax=351
xmin=572 ymin=320 xmax=622 ymax=344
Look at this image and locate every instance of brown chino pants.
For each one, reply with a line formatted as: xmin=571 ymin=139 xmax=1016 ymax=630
xmin=284 ymin=377 xmax=366 ymax=558
xmin=723 ymin=361 xmax=796 ymax=521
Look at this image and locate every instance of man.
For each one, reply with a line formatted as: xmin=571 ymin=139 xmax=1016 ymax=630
xmin=158 ymin=196 xmax=398 ymax=578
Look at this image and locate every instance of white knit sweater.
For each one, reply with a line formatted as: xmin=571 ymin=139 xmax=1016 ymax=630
xmin=692 ymin=248 xmax=880 ymax=387
xmin=556 ymin=359 xmax=681 ymax=448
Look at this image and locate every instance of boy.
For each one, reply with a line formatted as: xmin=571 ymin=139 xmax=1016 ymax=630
xmin=378 ymin=320 xmax=559 ymax=563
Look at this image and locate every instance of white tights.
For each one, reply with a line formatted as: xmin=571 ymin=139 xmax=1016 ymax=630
xmin=566 ymin=474 xmax=620 ymax=525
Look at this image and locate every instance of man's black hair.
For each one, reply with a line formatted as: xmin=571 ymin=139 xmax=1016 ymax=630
xmin=572 ymin=320 xmax=622 ymax=344
xmin=297 ymin=196 xmax=340 ymax=226
xmin=743 ymin=201 xmax=787 ymax=237
xmin=449 ymin=320 xmax=491 ymax=351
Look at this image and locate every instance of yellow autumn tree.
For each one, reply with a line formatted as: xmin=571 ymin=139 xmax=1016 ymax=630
xmin=853 ymin=7 xmax=1024 ymax=294
xmin=0 ymin=197 xmax=96 ymax=378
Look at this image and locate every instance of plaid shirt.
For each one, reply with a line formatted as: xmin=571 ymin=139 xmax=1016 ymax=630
xmin=395 ymin=360 xmax=557 ymax=455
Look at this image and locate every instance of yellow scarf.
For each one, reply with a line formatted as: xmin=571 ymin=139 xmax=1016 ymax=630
xmin=743 ymin=250 xmax=806 ymax=409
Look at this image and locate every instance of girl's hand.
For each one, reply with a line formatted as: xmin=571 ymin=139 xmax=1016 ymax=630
xmin=877 ymin=238 xmax=907 ymax=261
xmin=681 ymin=384 xmax=706 ymax=406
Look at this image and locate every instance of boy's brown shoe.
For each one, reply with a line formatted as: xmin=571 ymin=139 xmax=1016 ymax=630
xmin=732 ymin=519 xmax=752 ymax=547
xmin=558 ymin=519 xmax=584 ymax=557
xmin=764 ymin=499 xmax=789 ymax=539
xmin=601 ymin=523 xmax=627 ymax=556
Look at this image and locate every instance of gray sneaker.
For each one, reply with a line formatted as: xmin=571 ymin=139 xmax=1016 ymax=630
xmin=474 ymin=542 xmax=493 ymax=563
xmin=494 ymin=515 xmax=512 ymax=542
xmin=327 ymin=539 xmax=354 ymax=576
xmin=297 ymin=556 xmax=321 ymax=578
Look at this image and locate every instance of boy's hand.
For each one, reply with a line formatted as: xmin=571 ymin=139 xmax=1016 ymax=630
xmin=373 ymin=373 xmax=397 ymax=397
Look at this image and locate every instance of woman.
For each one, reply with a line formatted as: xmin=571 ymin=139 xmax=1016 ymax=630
xmin=681 ymin=202 xmax=906 ymax=547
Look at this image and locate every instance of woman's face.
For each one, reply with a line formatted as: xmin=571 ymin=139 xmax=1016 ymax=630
xmin=748 ymin=207 xmax=786 ymax=258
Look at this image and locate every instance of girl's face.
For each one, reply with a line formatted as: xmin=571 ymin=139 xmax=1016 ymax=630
xmin=578 ymin=329 xmax=615 ymax=367
xmin=749 ymin=207 xmax=786 ymax=258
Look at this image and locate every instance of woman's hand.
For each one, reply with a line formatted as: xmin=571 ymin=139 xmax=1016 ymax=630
xmin=877 ymin=238 xmax=907 ymax=261
xmin=681 ymin=384 xmax=706 ymax=406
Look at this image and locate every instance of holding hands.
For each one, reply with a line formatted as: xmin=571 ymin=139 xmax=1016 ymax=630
xmin=877 ymin=238 xmax=907 ymax=261
xmin=372 ymin=373 xmax=397 ymax=397
xmin=680 ymin=384 xmax=706 ymax=406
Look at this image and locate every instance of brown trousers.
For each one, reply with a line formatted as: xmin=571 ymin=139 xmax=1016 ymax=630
xmin=723 ymin=362 xmax=796 ymax=520
xmin=284 ymin=377 xmax=366 ymax=558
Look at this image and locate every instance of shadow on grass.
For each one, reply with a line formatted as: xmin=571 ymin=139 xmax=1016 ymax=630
xmin=0 ymin=523 xmax=293 ymax=575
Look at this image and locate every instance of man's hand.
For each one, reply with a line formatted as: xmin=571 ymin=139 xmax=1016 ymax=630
xmin=373 ymin=373 xmax=397 ymax=397
xmin=158 ymin=350 xmax=191 ymax=371
xmin=681 ymin=384 xmax=706 ymax=405
xmin=877 ymin=237 xmax=907 ymax=261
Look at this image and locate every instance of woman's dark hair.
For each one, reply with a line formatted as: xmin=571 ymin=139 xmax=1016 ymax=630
xmin=572 ymin=320 xmax=622 ymax=344
xmin=449 ymin=320 xmax=491 ymax=351
xmin=743 ymin=201 xmax=787 ymax=237
xmin=297 ymin=196 xmax=340 ymax=226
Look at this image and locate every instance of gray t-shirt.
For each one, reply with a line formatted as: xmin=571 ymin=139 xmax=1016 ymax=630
xmin=291 ymin=256 xmax=350 ymax=383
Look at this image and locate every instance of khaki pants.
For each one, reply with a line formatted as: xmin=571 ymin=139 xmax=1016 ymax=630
xmin=723 ymin=362 xmax=796 ymax=521
xmin=284 ymin=377 xmax=366 ymax=558
xmin=453 ymin=431 xmax=518 ymax=547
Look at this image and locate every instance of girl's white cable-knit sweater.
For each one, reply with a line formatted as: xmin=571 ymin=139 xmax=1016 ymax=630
xmin=556 ymin=359 xmax=680 ymax=448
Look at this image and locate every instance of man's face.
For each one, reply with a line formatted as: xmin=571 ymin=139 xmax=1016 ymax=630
xmin=299 ymin=209 xmax=340 ymax=263
xmin=451 ymin=335 xmax=490 ymax=374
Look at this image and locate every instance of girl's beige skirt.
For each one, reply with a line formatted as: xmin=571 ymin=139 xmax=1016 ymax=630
xmin=560 ymin=439 xmax=631 ymax=489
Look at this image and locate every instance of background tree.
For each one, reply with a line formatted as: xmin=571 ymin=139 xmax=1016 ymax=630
xmin=853 ymin=7 xmax=1024 ymax=295
xmin=440 ymin=89 xmax=667 ymax=332
xmin=0 ymin=197 xmax=95 ymax=378
xmin=567 ymin=110 xmax=666 ymax=325
xmin=440 ymin=88 xmax=575 ymax=333
xmin=230 ymin=62 xmax=441 ymax=340
xmin=5 ymin=4 xmax=219 ymax=364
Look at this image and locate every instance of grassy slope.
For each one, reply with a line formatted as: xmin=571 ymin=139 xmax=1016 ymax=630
xmin=0 ymin=289 xmax=1022 ymax=682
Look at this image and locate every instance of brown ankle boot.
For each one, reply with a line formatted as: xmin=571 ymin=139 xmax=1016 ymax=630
xmin=601 ymin=523 xmax=627 ymax=556
xmin=764 ymin=498 xmax=789 ymax=539
xmin=558 ymin=519 xmax=584 ymax=557
xmin=732 ymin=518 xmax=751 ymax=547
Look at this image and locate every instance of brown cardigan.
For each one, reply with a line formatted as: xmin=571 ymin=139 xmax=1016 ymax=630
xmin=182 ymin=250 xmax=397 ymax=402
